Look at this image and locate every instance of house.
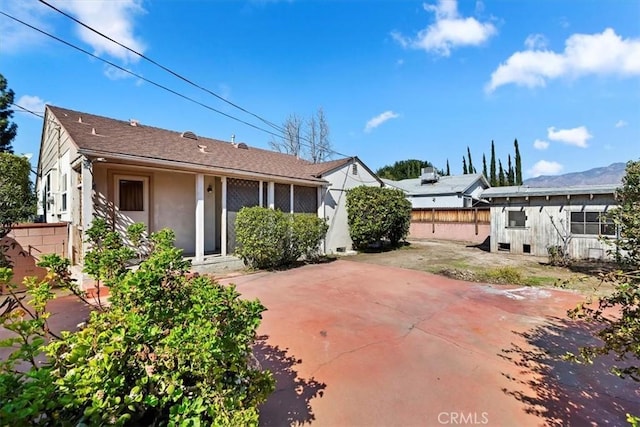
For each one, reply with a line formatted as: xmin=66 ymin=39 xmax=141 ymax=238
xmin=382 ymin=169 xmax=490 ymax=208
xmin=383 ymin=169 xmax=491 ymax=242
xmin=482 ymin=184 xmax=619 ymax=258
xmin=36 ymin=105 xmax=380 ymax=277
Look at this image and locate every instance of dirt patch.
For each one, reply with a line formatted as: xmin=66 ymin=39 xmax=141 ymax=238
xmin=345 ymin=239 xmax=617 ymax=295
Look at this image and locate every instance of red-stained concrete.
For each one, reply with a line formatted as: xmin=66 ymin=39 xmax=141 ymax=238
xmin=221 ymin=260 xmax=639 ymax=427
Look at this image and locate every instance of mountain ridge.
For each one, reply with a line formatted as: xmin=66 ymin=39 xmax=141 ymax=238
xmin=523 ymin=162 xmax=626 ymax=187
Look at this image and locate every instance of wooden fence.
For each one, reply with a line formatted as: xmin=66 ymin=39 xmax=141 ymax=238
xmin=409 ymin=207 xmax=490 ymax=243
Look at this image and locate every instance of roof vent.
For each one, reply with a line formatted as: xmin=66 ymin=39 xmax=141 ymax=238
xmin=235 ymin=142 xmax=248 ymax=149
xmin=181 ymin=131 xmax=198 ymax=140
xmin=197 ymin=144 xmax=209 ymax=153
xmin=420 ymin=167 xmax=439 ymax=185
xmin=78 ymin=116 xmax=82 ymax=123
xmin=91 ymin=127 xmax=97 ymax=135
xmin=130 ymin=119 xmax=139 ymax=127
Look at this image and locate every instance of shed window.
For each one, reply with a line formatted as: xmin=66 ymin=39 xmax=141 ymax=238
xmin=119 ymin=179 xmax=144 ymax=211
xmin=352 ymin=163 xmax=358 ymax=175
xmin=507 ymin=211 xmax=526 ymax=228
xmin=570 ymin=211 xmax=615 ymax=236
xmin=60 ymin=173 xmax=68 ymax=212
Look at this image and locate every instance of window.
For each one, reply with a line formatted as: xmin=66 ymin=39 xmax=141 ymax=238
xmin=60 ymin=173 xmax=68 ymax=212
xmin=507 ymin=211 xmax=526 ymax=227
xmin=570 ymin=211 xmax=615 ymax=236
xmin=119 ymin=179 xmax=144 ymax=211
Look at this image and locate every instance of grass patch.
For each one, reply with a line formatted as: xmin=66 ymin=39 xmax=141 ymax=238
xmin=477 ymin=267 xmax=523 ymax=285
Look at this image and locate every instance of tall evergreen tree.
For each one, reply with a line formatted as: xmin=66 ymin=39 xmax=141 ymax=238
xmin=467 ymin=146 xmax=475 ymax=174
xmin=446 ymin=159 xmax=450 ymax=176
xmin=462 ymin=157 xmax=468 ymax=174
xmin=0 ymin=73 xmax=17 ymax=153
xmin=507 ymin=155 xmax=514 ymax=185
xmin=498 ymin=160 xmax=505 ymax=186
xmin=514 ymin=138 xmax=523 ymax=185
xmin=490 ymin=140 xmax=497 ymax=186
xmin=482 ymin=154 xmax=488 ymax=179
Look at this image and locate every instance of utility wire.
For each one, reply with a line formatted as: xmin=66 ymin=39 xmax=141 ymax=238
xmin=35 ymin=0 xmax=352 ymax=159
xmin=11 ymin=103 xmax=45 ymax=118
xmin=0 ymin=10 xmax=288 ymax=140
xmin=1 ymin=9 xmax=352 ymax=159
xmin=37 ymin=0 xmax=285 ymax=134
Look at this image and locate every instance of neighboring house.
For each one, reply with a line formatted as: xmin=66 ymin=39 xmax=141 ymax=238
xmin=36 ymin=105 xmax=379 ymax=275
xmin=482 ymin=184 xmax=619 ymax=258
xmin=383 ymin=169 xmax=491 ymax=242
xmin=382 ymin=169 xmax=490 ymax=208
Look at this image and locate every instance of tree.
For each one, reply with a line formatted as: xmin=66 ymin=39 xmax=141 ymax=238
xmin=514 ymin=138 xmax=523 ymax=185
xmin=270 ymin=108 xmax=333 ymax=163
xmin=507 ymin=154 xmax=514 ymax=185
xmin=462 ymin=157 xmax=468 ymax=174
xmin=498 ymin=159 xmax=505 ymax=186
xmin=270 ymin=113 xmax=302 ymax=157
xmin=376 ymin=159 xmax=442 ymax=181
xmin=482 ymin=154 xmax=488 ymax=179
xmin=0 ymin=73 xmax=17 ymax=153
xmin=306 ymin=107 xmax=331 ymax=163
xmin=0 ymin=153 xmax=36 ymax=240
xmin=467 ymin=146 xmax=475 ymax=174
xmin=490 ymin=140 xmax=497 ymax=186
xmin=569 ymin=161 xmax=640 ymax=422
xmin=446 ymin=159 xmax=450 ymax=176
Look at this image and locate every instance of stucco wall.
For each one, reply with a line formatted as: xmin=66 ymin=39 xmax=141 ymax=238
xmin=409 ymin=222 xmax=490 ymax=243
xmin=409 ymin=194 xmax=464 ymax=208
xmin=322 ymin=160 xmax=381 ymax=253
xmin=1 ymin=223 xmax=67 ymax=289
xmin=153 ymin=172 xmax=196 ymax=254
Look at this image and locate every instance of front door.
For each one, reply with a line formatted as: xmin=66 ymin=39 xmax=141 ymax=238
xmin=114 ymin=174 xmax=149 ymax=232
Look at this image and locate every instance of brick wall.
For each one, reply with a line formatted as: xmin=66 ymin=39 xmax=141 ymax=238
xmin=1 ymin=223 xmax=67 ymax=290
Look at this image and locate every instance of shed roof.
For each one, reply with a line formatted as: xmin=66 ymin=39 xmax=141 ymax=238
xmin=383 ymin=174 xmax=489 ymax=196
xmin=46 ymin=105 xmax=354 ymax=184
xmin=481 ymin=184 xmax=619 ymax=198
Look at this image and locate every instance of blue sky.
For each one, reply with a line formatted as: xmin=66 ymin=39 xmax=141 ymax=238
xmin=1 ymin=0 xmax=639 ymax=178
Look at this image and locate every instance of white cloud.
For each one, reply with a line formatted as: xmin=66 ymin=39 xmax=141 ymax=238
xmin=615 ymin=119 xmax=628 ymax=128
xmin=533 ymin=139 xmax=549 ymax=150
xmin=364 ymin=111 xmax=399 ymax=133
xmin=524 ymin=33 xmax=548 ymax=50
xmin=15 ymin=95 xmax=47 ymax=115
xmin=528 ymin=160 xmax=563 ymax=177
xmin=392 ymin=0 xmax=496 ymax=57
xmin=547 ymin=126 xmax=592 ymax=148
xmin=0 ymin=1 xmax=52 ymax=53
xmin=487 ymin=28 xmax=640 ymax=92
xmin=55 ymin=0 xmax=147 ymax=63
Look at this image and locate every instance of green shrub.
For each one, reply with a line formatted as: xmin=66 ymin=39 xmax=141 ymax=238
xmin=346 ymin=186 xmax=411 ymax=250
xmin=0 ymin=223 xmax=274 ymax=426
xmin=478 ymin=266 xmax=523 ymax=285
xmin=235 ymin=207 xmax=328 ymax=269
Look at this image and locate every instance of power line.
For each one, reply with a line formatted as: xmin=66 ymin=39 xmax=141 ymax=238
xmin=37 ymin=0 xmax=284 ymax=135
xmin=11 ymin=103 xmax=45 ymax=119
xmin=0 ymin=10 xmax=287 ymax=140
xmin=1 ymin=9 xmax=352 ymax=159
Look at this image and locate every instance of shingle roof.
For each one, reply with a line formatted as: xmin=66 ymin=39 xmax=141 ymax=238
xmin=383 ymin=174 xmax=488 ymax=196
xmin=481 ymin=184 xmax=619 ymax=198
xmin=47 ymin=105 xmax=351 ymax=184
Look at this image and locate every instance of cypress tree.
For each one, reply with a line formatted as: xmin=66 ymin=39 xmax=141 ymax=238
xmin=514 ymin=138 xmax=523 ymax=185
xmin=467 ymin=146 xmax=475 ymax=174
xmin=490 ymin=141 xmax=497 ymax=186
xmin=462 ymin=157 xmax=468 ymax=174
xmin=507 ymin=155 xmax=514 ymax=185
xmin=498 ymin=160 xmax=505 ymax=186
xmin=482 ymin=154 xmax=488 ymax=179
xmin=446 ymin=159 xmax=450 ymax=176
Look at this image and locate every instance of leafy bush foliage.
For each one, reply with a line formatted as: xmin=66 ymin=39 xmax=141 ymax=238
xmin=346 ymin=186 xmax=411 ymax=250
xmin=235 ymin=207 xmax=328 ymax=269
xmin=0 ymin=221 xmax=274 ymax=426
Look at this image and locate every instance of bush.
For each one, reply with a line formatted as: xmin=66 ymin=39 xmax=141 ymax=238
xmin=235 ymin=207 xmax=328 ymax=269
xmin=346 ymin=186 xmax=411 ymax=250
xmin=0 ymin=224 xmax=274 ymax=426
